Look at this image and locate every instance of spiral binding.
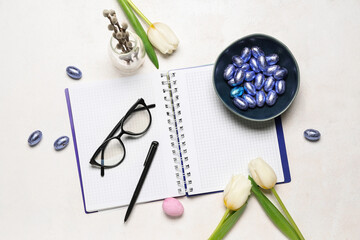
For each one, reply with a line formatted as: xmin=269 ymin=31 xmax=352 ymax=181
xmin=161 ymin=72 xmax=193 ymax=194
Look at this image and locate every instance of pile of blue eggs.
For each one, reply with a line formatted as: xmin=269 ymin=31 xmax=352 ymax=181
xmin=223 ymin=46 xmax=288 ymax=110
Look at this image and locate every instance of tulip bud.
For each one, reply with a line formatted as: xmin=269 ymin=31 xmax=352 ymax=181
xmin=223 ymin=174 xmax=251 ymax=211
xmin=147 ymin=22 xmax=179 ymax=54
xmin=248 ymin=157 xmax=277 ymax=189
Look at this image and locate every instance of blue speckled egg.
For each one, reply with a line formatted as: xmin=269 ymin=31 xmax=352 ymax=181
xmin=240 ymin=47 xmax=251 ymax=62
xmin=243 ymin=94 xmax=256 ymax=108
xmin=245 ymin=71 xmax=255 ymax=82
xmin=240 ymin=63 xmax=250 ymax=71
xmin=230 ymin=86 xmax=244 ymax=98
xmin=233 ymin=97 xmax=248 ymax=110
xmin=264 ymin=76 xmax=276 ymax=92
xmin=249 ymin=58 xmax=260 ymax=73
xmin=257 ymin=55 xmax=267 ymax=72
xmin=254 ymin=73 xmax=265 ymax=90
xmin=251 ymin=46 xmax=265 ymax=59
xmin=304 ymin=129 xmax=321 ymax=141
xmin=265 ymin=54 xmax=279 ymax=65
xmin=28 ymin=130 xmax=42 ymax=147
xmin=275 ymin=80 xmax=286 ymax=95
xmin=54 ymin=136 xmax=70 ymax=151
xmin=266 ymin=90 xmax=278 ymax=106
xmin=263 ymin=65 xmax=280 ymax=76
xmin=274 ymin=67 xmax=288 ymax=80
xmin=224 ymin=64 xmax=235 ymax=80
xmin=244 ymin=82 xmax=256 ymax=96
xmin=232 ymin=55 xmax=244 ymax=68
xmin=256 ymin=91 xmax=266 ymax=107
xmin=234 ymin=69 xmax=245 ymax=85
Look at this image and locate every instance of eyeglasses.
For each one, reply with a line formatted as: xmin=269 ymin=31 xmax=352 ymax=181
xmin=89 ymin=98 xmax=155 ymax=176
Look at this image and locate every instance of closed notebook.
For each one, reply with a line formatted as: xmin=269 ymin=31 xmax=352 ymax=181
xmin=65 ymin=64 xmax=290 ymax=213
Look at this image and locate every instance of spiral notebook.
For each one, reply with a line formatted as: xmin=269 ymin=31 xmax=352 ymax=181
xmin=65 ymin=64 xmax=290 ymax=213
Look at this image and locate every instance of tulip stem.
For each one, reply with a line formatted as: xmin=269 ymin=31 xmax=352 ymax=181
xmin=209 ymin=208 xmax=231 ymax=239
xmin=126 ymin=0 xmax=152 ymax=26
xmin=271 ymin=188 xmax=305 ymax=240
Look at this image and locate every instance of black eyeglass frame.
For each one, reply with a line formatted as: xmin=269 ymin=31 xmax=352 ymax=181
xmin=89 ymin=98 xmax=155 ymax=169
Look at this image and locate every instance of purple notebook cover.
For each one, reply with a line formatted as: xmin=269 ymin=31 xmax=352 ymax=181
xmin=65 ymin=88 xmax=96 ymax=213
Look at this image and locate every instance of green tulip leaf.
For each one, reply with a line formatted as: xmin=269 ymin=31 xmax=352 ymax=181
xmin=249 ymin=176 xmax=300 ymax=240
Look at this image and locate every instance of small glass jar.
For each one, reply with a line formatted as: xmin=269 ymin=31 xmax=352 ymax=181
xmin=108 ymin=31 xmax=145 ymax=75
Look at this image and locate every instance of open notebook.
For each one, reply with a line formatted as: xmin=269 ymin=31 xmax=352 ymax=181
xmin=65 ymin=64 xmax=290 ymax=213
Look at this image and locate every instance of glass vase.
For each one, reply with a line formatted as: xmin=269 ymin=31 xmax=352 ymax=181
xmin=108 ymin=31 xmax=145 ymax=75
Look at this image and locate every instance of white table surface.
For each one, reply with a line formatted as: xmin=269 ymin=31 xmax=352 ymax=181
xmin=1 ymin=0 xmax=359 ymax=239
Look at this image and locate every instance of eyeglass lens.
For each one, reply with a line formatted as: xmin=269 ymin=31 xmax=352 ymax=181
xmin=123 ymin=104 xmax=151 ymax=135
xmin=95 ymin=138 xmax=125 ymax=167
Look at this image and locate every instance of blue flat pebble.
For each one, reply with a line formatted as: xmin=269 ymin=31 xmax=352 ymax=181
xmin=28 ymin=130 xmax=42 ymax=146
xmin=304 ymin=129 xmax=321 ymax=141
xmin=66 ymin=66 xmax=82 ymax=80
xmin=54 ymin=136 xmax=70 ymax=151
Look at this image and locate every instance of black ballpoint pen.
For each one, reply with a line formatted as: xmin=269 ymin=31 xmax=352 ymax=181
xmin=124 ymin=141 xmax=159 ymax=222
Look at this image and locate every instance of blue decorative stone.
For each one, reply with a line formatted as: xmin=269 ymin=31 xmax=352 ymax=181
xmin=243 ymin=94 xmax=256 ymax=108
xmin=249 ymin=58 xmax=260 ymax=73
xmin=265 ymin=54 xmax=279 ymax=65
xmin=275 ymin=80 xmax=286 ymax=95
xmin=304 ymin=129 xmax=321 ymax=141
xmin=240 ymin=63 xmax=250 ymax=71
xmin=233 ymin=97 xmax=248 ymax=110
xmin=244 ymin=82 xmax=256 ymax=96
xmin=232 ymin=55 xmax=244 ymax=67
xmin=224 ymin=64 xmax=235 ymax=80
xmin=28 ymin=130 xmax=42 ymax=147
xmin=266 ymin=90 xmax=278 ymax=106
xmin=240 ymin=47 xmax=251 ymax=62
xmin=263 ymin=65 xmax=280 ymax=76
xmin=245 ymin=71 xmax=255 ymax=82
xmin=257 ymin=55 xmax=268 ymax=72
xmin=234 ymin=69 xmax=245 ymax=85
xmin=256 ymin=91 xmax=266 ymax=107
xmin=251 ymin=46 xmax=265 ymax=59
xmin=254 ymin=73 xmax=265 ymax=90
xmin=54 ymin=136 xmax=70 ymax=151
xmin=264 ymin=76 xmax=276 ymax=92
xmin=230 ymin=86 xmax=244 ymax=98
xmin=227 ymin=78 xmax=237 ymax=87
xmin=274 ymin=67 xmax=288 ymax=80
xmin=66 ymin=66 xmax=82 ymax=80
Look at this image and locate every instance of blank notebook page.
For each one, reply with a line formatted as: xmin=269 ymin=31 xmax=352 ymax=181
xmin=172 ymin=65 xmax=285 ymax=195
xmin=67 ymin=73 xmax=181 ymax=212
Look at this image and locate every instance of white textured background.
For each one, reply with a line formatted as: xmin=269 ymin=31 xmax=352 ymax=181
xmin=0 ymin=0 xmax=359 ymax=239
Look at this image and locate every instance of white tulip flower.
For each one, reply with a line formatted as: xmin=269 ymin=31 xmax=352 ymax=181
xmin=248 ymin=157 xmax=277 ymax=189
xmin=147 ymin=22 xmax=179 ymax=54
xmin=223 ymin=174 xmax=251 ymax=211
xmin=126 ymin=0 xmax=179 ymax=55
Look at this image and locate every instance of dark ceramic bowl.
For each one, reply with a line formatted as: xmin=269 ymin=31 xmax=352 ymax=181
xmin=213 ymin=34 xmax=300 ymax=121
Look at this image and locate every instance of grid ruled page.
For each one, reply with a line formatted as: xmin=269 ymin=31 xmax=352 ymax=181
xmin=67 ymin=73 xmax=182 ymax=212
xmin=172 ymin=65 xmax=285 ymax=195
